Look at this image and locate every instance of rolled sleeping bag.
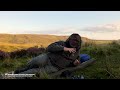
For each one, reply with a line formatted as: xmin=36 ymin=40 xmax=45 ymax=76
xmin=80 ymin=54 xmax=91 ymax=63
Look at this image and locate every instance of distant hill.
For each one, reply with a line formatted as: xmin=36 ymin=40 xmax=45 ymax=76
xmin=0 ymin=34 xmax=114 ymax=52
xmin=0 ymin=34 xmax=91 ymax=46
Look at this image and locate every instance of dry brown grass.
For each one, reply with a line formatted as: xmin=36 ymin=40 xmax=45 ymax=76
xmin=0 ymin=34 xmax=114 ymax=52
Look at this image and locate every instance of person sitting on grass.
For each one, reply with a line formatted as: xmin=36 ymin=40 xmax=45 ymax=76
xmin=14 ymin=33 xmax=82 ymax=77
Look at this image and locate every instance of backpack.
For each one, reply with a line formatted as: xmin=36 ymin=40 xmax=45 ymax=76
xmin=80 ymin=54 xmax=90 ymax=63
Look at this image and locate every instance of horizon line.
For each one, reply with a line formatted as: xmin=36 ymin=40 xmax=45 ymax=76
xmin=0 ymin=33 xmax=118 ymax=41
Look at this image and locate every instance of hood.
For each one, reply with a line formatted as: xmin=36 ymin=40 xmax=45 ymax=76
xmin=65 ymin=33 xmax=82 ymax=50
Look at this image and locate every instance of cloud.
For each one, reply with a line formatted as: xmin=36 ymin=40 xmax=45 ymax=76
xmin=81 ymin=27 xmax=118 ymax=33
xmin=18 ymin=22 xmax=120 ymax=40
xmin=23 ymin=27 xmax=80 ymax=35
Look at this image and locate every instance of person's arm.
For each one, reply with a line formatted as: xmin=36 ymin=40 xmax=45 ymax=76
xmin=77 ymin=49 xmax=80 ymax=61
xmin=77 ymin=56 xmax=80 ymax=61
xmin=46 ymin=41 xmax=65 ymax=53
xmin=68 ymin=59 xmax=80 ymax=67
xmin=73 ymin=49 xmax=81 ymax=66
xmin=47 ymin=41 xmax=76 ymax=53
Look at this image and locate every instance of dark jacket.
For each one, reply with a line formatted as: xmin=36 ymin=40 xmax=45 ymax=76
xmin=46 ymin=40 xmax=81 ymax=70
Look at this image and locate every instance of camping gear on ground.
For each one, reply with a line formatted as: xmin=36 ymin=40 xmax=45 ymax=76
xmin=50 ymin=58 xmax=96 ymax=78
xmin=80 ymin=54 xmax=91 ymax=63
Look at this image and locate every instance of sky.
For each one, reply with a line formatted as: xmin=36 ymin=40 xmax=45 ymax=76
xmin=0 ymin=11 xmax=120 ymax=40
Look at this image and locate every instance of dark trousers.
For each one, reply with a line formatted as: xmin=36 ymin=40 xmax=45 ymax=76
xmin=14 ymin=53 xmax=58 ymax=74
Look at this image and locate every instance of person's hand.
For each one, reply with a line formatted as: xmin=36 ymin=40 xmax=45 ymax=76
xmin=64 ymin=47 xmax=76 ymax=53
xmin=73 ymin=59 xmax=80 ymax=66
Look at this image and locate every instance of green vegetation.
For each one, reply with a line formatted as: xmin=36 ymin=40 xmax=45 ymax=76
xmin=73 ymin=41 xmax=120 ymax=79
xmin=0 ymin=34 xmax=120 ymax=79
xmin=0 ymin=57 xmax=30 ymax=73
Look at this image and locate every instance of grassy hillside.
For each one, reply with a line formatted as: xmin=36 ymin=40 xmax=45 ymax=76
xmin=0 ymin=40 xmax=120 ymax=79
xmin=0 ymin=34 xmax=119 ymax=79
xmin=0 ymin=34 xmax=93 ymax=52
xmin=0 ymin=34 xmax=67 ymax=52
xmin=0 ymin=34 xmax=68 ymax=44
xmin=0 ymin=34 xmax=114 ymax=52
xmin=72 ymin=41 xmax=120 ymax=79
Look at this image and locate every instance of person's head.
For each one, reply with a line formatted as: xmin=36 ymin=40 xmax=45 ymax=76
xmin=66 ymin=33 xmax=82 ymax=50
